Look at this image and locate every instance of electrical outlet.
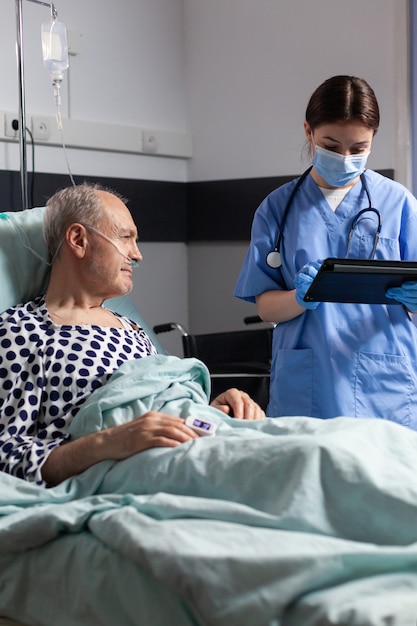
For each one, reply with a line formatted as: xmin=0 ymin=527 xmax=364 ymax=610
xmin=4 ymin=113 xmax=19 ymax=138
xmin=31 ymin=116 xmax=51 ymax=141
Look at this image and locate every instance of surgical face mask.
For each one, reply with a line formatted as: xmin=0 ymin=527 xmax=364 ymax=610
xmin=312 ymin=144 xmax=370 ymax=187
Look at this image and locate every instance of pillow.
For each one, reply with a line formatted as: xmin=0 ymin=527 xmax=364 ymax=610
xmin=0 ymin=206 xmax=50 ymax=312
xmin=0 ymin=206 xmax=165 ymax=353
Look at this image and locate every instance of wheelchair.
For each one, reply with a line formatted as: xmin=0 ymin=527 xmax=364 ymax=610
xmin=153 ymin=316 xmax=273 ymax=411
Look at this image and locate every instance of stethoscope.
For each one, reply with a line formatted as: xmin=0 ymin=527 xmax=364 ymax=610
xmin=266 ymin=166 xmax=382 ymax=268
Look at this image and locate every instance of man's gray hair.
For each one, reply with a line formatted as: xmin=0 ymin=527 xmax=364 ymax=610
xmin=43 ymin=183 xmax=127 ymax=262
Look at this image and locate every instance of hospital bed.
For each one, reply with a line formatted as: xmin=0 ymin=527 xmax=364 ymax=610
xmin=1 ymin=207 xmax=417 ymax=625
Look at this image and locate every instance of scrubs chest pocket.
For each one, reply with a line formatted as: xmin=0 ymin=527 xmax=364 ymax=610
xmin=355 ymin=352 xmax=412 ymax=426
xmin=356 ymin=235 xmax=399 ymax=259
xmin=274 ymin=349 xmax=313 ymax=416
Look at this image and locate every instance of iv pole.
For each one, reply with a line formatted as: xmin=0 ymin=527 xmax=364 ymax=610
xmin=15 ymin=0 xmax=57 ymax=209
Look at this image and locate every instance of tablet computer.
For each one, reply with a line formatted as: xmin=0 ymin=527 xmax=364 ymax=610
xmin=303 ymin=258 xmax=417 ymax=304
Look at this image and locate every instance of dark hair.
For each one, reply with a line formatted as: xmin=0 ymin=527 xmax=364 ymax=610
xmin=305 ymin=75 xmax=380 ymax=133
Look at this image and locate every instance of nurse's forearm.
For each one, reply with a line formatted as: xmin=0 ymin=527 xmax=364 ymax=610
xmin=256 ymin=290 xmax=305 ymax=323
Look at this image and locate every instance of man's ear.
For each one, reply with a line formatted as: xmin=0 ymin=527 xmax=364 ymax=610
xmin=66 ymin=223 xmax=88 ymax=259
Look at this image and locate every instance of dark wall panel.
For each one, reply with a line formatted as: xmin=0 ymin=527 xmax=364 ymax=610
xmin=0 ymin=168 xmax=394 ymax=242
xmin=187 ymin=175 xmax=294 ymax=242
xmin=186 ymin=169 xmax=394 ymax=242
xmin=0 ymin=170 xmax=187 ymax=243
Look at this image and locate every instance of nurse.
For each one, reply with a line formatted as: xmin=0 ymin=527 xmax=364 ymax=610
xmin=234 ymin=75 xmax=417 ymax=427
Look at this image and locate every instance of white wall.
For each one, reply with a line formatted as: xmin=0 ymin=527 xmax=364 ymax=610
xmin=184 ymin=0 xmax=409 ymax=182
xmin=0 ymin=0 xmax=189 ymax=181
xmin=0 ymin=0 xmax=190 ymax=355
xmin=132 ymin=242 xmax=188 ymax=356
xmin=183 ymin=0 xmax=411 ymax=333
xmin=0 ymin=0 xmax=412 ymax=346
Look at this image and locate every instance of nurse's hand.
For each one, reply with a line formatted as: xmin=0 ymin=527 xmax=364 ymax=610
xmin=294 ymin=259 xmax=323 ymax=310
xmin=386 ymin=282 xmax=417 ymax=312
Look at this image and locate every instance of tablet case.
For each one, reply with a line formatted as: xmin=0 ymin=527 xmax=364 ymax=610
xmin=303 ymin=258 xmax=417 ymax=304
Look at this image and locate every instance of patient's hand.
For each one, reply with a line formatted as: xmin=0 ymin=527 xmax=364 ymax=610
xmin=210 ymin=389 xmax=265 ymax=420
xmin=105 ymin=412 xmax=199 ymax=458
xmin=42 ymin=412 xmax=198 ymax=486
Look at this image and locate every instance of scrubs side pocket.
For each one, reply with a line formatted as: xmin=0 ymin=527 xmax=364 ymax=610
xmin=354 ymin=351 xmax=412 ymax=426
xmin=271 ymin=348 xmax=313 ymax=417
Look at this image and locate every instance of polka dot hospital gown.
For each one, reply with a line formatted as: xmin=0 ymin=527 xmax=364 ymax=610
xmin=0 ymin=295 xmax=157 ymax=486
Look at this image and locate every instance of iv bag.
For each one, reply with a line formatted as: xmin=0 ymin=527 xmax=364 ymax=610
xmin=41 ymin=20 xmax=69 ymax=79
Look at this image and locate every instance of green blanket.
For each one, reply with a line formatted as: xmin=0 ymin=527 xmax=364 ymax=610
xmin=1 ymin=354 xmax=417 ymax=626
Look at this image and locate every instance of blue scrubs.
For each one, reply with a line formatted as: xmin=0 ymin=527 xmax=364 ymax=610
xmin=235 ymin=170 xmax=417 ymax=428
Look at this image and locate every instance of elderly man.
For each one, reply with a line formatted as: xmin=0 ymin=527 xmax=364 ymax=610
xmin=0 ymin=184 xmax=264 ymax=487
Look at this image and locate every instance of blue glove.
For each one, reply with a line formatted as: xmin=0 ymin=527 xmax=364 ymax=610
xmin=294 ymin=259 xmax=323 ymax=310
xmin=386 ymin=282 xmax=417 ymax=310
